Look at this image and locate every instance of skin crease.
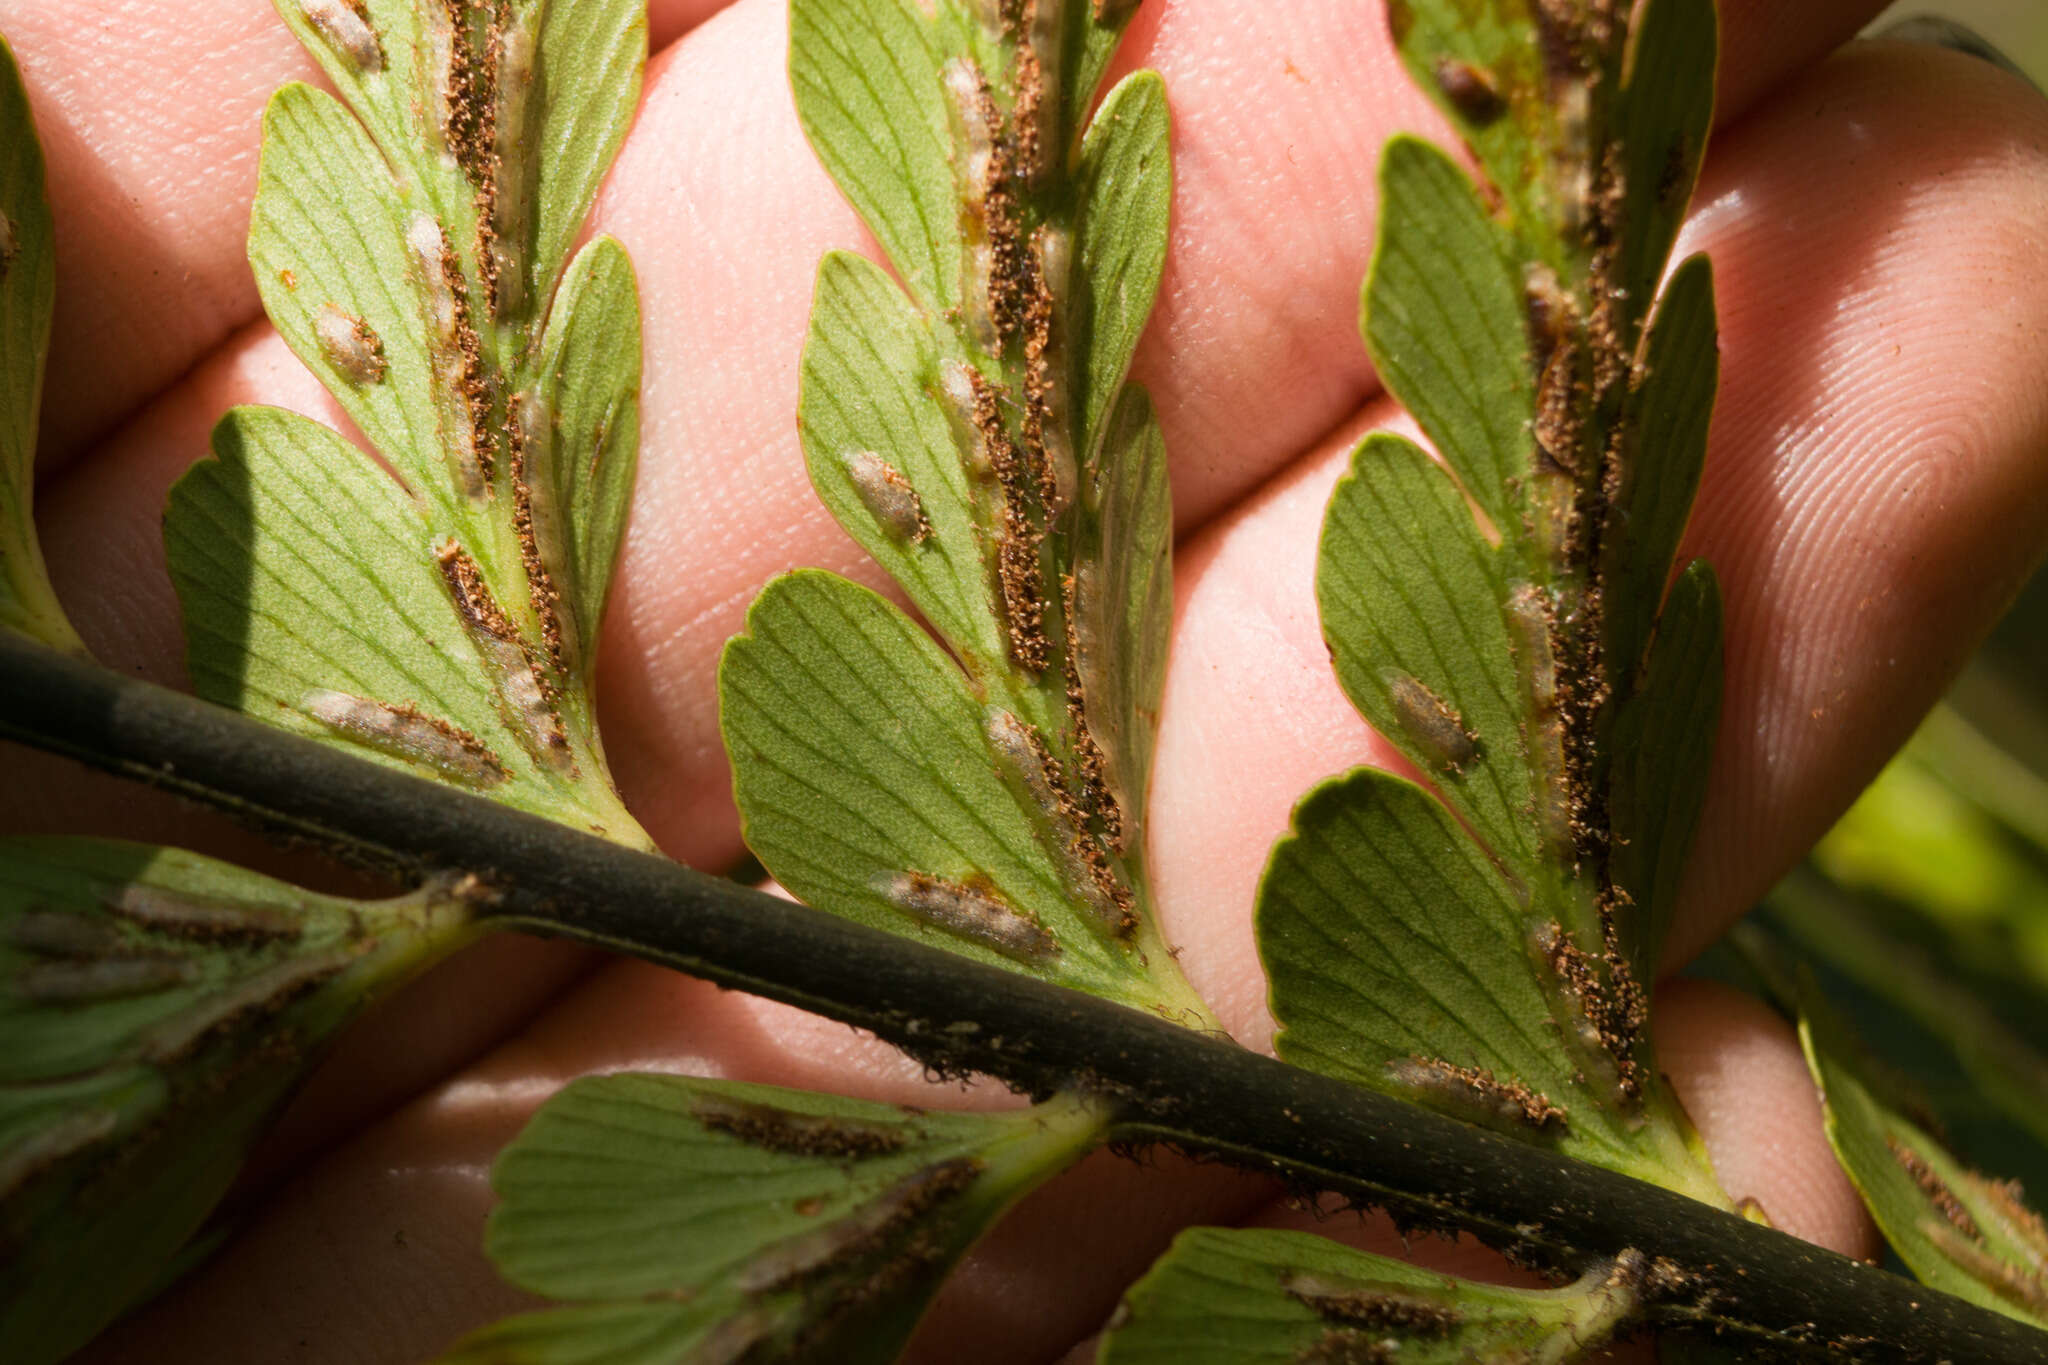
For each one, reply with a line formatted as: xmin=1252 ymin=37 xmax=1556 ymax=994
xmin=0 ymin=0 xmax=2042 ymax=1360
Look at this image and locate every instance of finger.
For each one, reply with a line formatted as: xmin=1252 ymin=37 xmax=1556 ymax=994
xmin=1652 ymin=980 xmax=1874 ymax=1253
xmin=1147 ymin=39 xmax=2048 ymax=1046
xmin=1663 ymin=39 xmax=2048 ymax=963
xmin=0 ymin=0 xmax=737 ymax=470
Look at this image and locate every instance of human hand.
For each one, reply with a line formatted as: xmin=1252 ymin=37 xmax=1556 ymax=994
xmin=9 ymin=1 xmax=2048 ymax=1359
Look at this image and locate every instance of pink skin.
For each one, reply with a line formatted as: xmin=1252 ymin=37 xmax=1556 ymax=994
xmin=4 ymin=0 xmax=2046 ymax=1359
xmin=5 ymin=0 xmax=729 ymax=468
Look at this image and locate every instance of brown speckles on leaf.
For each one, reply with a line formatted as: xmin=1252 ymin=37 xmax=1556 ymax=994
xmin=433 ymin=0 xmax=495 ymax=185
xmin=1533 ymin=342 xmax=1583 ymax=478
xmin=302 ymin=688 xmax=510 ymax=787
xmin=1073 ymin=819 xmax=1136 ymax=936
xmin=138 ymin=951 xmax=354 ymax=1064
xmin=1587 ymin=145 xmax=1630 ymax=386
xmin=1433 ymin=57 xmax=1505 ymax=126
xmin=987 ymin=709 xmax=1064 ymax=817
xmin=425 ymin=1 xmax=517 ymax=314
xmin=486 ymin=6 xmax=537 ymax=317
xmin=938 ymin=361 xmax=994 ymax=476
xmin=507 ymin=417 xmax=568 ymax=676
xmin=1282 ymin=1271 xmax=1462 ymax=1335
xmin=1919 ymin=1215 xmax=2048 ymax=1317
xmin=736 ymin=1165 xmax=986 ymax=1358
xmin=997 ymin=507 xmax=1046 ymax=669
xmin=407 ymin=213 xmax=495 ymax=496
xmin=1014 ymin=0 xmax=1066 ymax=188
xmin=939 ymin=52 xmax=1028 ymax=355
xmin=733 ymin=1159 xmax=981 ymax=1296
xmin=968 ymin=366 xmax=1049 ymax=671
xmin=692 ymin=1095 xmax=913 ymax=1159
xmin=1061 ymin=572 xmax=1126 ymax=852
xmin=1023 ymin=223 xmax=1076 ymax=516
xmin=1293 ymin=1330 xmax=1395 ymax=1365
xmin=436 ymin=540 xmax=574 ymax=771
xmin=1013 ymin=36 xmax=1047 ymax=187
xmin=1387 ymin=1056 xmax=1568 ymax=1132
xmin=422 ymin=2 xmax=460 ymax=152
xmin=437 ymin=540 xmax=520 ymax=645
xmin=984 ymin=180 xmax=1030 ymax=349
xmin=987 ymin=708 xmax=1135 ymax=936
xmin=1890 ymin=1136 xmax=1984 ymax=1243
xmin=1507 ymin=583 xmax=1574 ymax=857
xmin=1534 ymin=0 xmax=1589 ymax=82
xmin=944 ymin=59 xmax=1014 ymax=354
xmin=1032 ymin=727 xmax=1137 ymax=937
xmin=1539 ymin=919 xmax=1646 ymax=1103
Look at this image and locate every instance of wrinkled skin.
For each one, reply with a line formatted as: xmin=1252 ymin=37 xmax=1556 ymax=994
xmin=7 ymin=1 xmax=2048 ymax=1360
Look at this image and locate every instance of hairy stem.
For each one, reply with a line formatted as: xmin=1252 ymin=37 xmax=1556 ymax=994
xmin=0 ymin=631 xmax=2043 ymax=1363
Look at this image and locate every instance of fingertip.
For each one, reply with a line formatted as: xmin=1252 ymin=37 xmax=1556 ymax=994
xmin=1656 ymin=978 xmax=1879 ymax=1261
xmin=648 ymin=0 xmax=742 ymax=54
xmin=1665 ymin=37 xmax=2048 ymax=965
xmin=1713 ymin=0 xmax=1890 ymax=120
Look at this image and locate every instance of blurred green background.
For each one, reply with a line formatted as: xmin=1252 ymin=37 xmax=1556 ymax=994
xmin=1875 ymin=0 xmax=2048 ymax=80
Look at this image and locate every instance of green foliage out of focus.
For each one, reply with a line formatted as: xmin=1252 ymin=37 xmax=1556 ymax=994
xmin=1879 ymin=1 xmax=2048 ymax=83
